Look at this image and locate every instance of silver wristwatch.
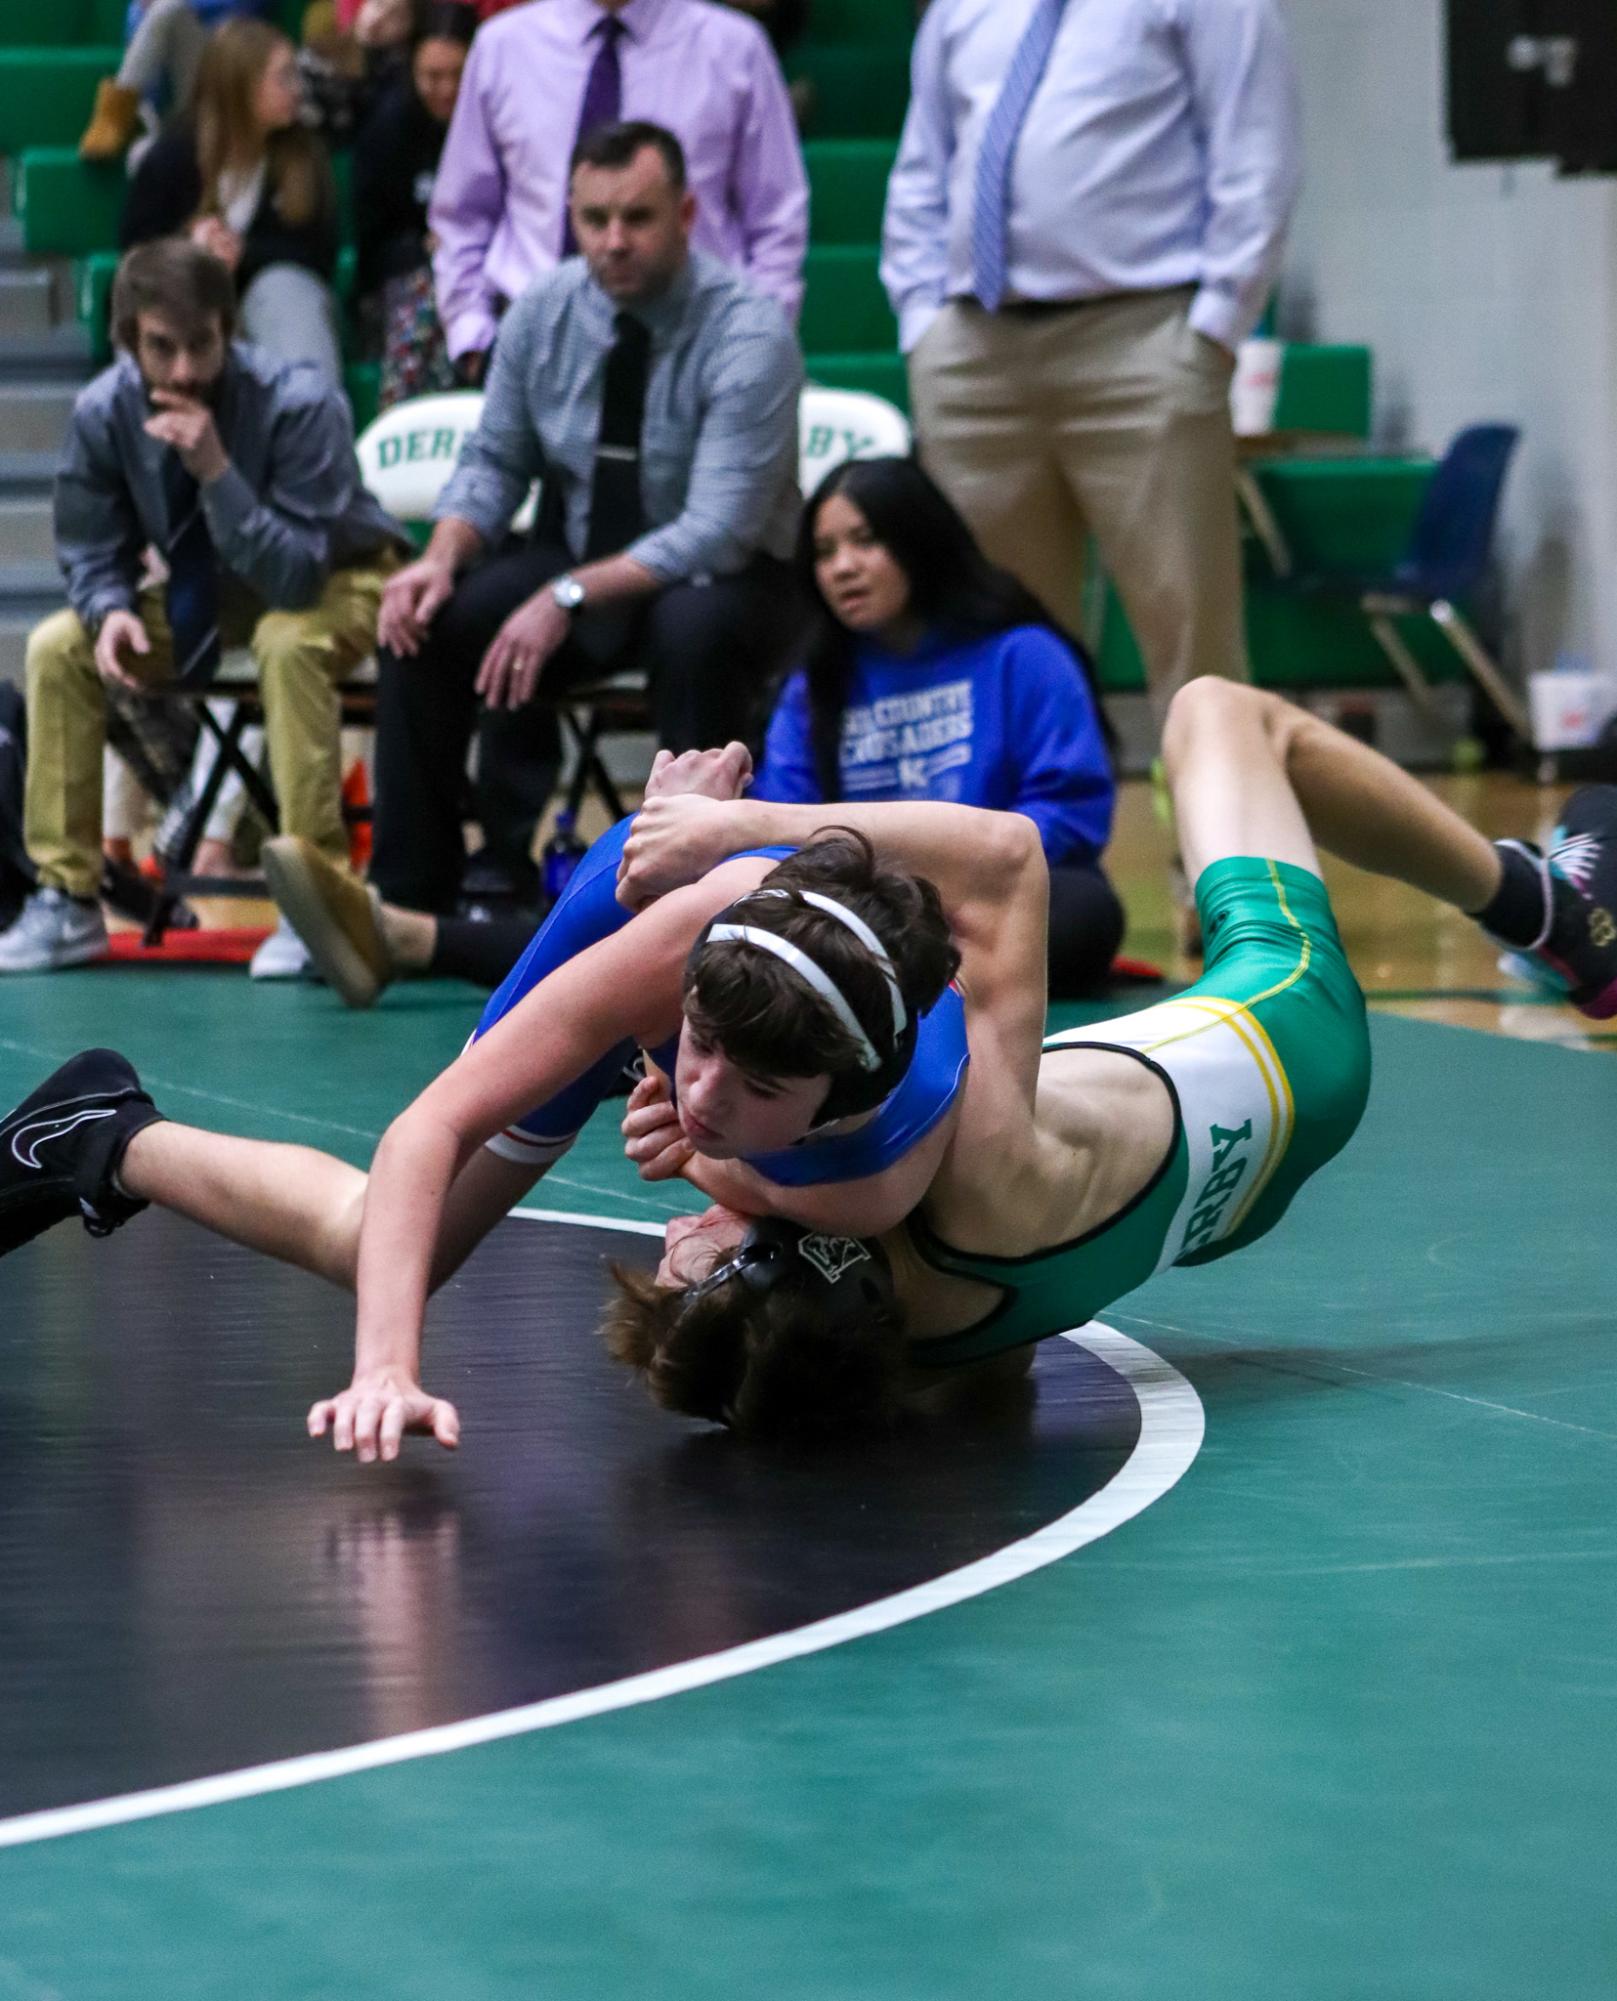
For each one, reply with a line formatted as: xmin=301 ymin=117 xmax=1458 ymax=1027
xmin=550 ymin=573 xmax=586 ymax=615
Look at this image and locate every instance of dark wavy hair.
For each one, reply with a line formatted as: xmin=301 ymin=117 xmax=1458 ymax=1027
xmin=685 ymin=830 xmax=960 ymax=1125
xmin=601 ymin=1252 xmax=907 ymax=1443
xmin=794 ymin=455 xmax=1113 ymax=798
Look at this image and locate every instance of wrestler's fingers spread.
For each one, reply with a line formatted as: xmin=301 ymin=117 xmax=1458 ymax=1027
xmin=352 ymin=1397 xmax=383 ymax=1463
xmin=307 ymin=1400 xmax=332 ymax=1437
xmin=433 ymin=1401 xmax=461 ymax=1448
xmin=379 ymin=1401 xmax=408 ymax=1461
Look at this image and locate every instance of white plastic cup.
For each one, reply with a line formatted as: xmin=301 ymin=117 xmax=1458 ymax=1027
xmin=1231 ymin=337 xmax=1284 ymax=438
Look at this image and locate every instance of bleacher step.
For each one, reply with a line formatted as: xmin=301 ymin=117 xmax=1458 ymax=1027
xmin=0 ymin=323 xmax=92 ymax=379
xmin=0 ymin=266 xmax=53 ymax=340
xmin=0 ymin=495 xmax=54 ymax=566
xmin=0 ymin=562 xmax=59 ymax=683
xmin=0 ymin=610 xmax=33 ymax=687
xmin=0 ymin=379 xmax=80 ymax=451
xmin=0 ymin=450 xmax=55 ymax=494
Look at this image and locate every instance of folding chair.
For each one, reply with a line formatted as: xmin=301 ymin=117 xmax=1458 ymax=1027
xmin=1279 ymin=424 xmax=1528 ymax=742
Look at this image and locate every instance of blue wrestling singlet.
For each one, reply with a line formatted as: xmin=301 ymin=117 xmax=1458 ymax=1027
xmin=471 ymin=818 xmax=969 ymax=1185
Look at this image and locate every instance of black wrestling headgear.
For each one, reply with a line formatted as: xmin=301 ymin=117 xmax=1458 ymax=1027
xmin=675 ymin=1215 xmax=894 ymax=1334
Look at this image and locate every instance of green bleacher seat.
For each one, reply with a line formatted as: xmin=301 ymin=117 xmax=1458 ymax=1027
xmin=0 ymin=0 xmax=122 ymax=47
xmin=803 ymin=0 xmax=914 ymax=43
xmin=16 ymin=147 xmax=124 ymax=257
xmin=801 ymin=246 xmax=897 ymax=354
xmin=1273 ymin=345 xmax=1373 ymax=437
xmin=77 ymin=248 xmax=118 ymax=364
xmin=344 ymin=360 xmax=380 ymax=436
xmin=788 ymin=44 xmax=912 ymax=139
xmin=805 ymin=139 xmax=895 ymax=245
xmin=0 ymin=49 xmax=121 ymax=156
xmin=806 ymin=351 xmax=908 ymax=416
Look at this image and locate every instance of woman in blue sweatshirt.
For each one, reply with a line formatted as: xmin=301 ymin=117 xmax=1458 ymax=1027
xmin=754 ymin=456 xmax=1126 ymax=995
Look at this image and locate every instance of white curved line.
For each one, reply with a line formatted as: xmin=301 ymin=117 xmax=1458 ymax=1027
xmin=0 ymin=1212 xmax=1203 ymax=1850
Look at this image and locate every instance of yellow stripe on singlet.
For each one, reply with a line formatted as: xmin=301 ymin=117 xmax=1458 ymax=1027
xmin=1139 ymin=996 xmax=1293 ymax=1219
xmin=1129 ymin=860 xmax=1313 ymax=1234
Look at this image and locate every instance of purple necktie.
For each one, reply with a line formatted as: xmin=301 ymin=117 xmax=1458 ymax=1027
xmin=561 ymin=15 xmax=626 ymax=257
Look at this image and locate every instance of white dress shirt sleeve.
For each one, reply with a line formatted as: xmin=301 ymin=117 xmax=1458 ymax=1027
xmin=1182 ymin=0 xmax=1303 ymax=351
xmin=879 ymin=1 xmax=958 ymax=355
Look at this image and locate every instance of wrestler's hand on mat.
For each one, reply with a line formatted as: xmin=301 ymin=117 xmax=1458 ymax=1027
xmin=379 ymin=556 xmax=457 ymax=657
xmin=475 ymin=589 xmax=570 ymax=710
xmin=621 ymin=1071 xmax=694 ymax=1181
xmin=641 ymin=742 xmax=753 ymax=805
xmin=617 ymin=792 xmax=737 ymax=910
xmin=307 ymin=1369 xmax=462 ymax=1463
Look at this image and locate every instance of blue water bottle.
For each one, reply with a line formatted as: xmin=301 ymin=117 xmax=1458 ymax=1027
xmin=541 ymin=809 xmax=586 ymax=907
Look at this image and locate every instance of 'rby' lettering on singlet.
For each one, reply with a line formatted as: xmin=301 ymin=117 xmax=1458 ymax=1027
xmin=906 ymin=858 xmax=1371 ymax=1368
xmin=472 ymin=816 xmax=969 ymax=1184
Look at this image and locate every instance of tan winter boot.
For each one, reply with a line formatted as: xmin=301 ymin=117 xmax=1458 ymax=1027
xmin=78 ymin=80 xmax=141 ymax=162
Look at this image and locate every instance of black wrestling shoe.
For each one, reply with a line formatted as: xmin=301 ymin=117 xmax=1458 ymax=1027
xmin=1503 ymin=786 xmax=1617 ymax=1021
xmin=0 ymin=1048 xmax=165 ymax=1256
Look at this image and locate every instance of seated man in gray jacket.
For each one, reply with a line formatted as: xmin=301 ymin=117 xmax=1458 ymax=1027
xmin=0 ymin=236 xmax=408 ymax=978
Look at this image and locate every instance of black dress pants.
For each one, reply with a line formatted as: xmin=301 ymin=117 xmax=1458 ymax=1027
xmin=421 ymin=864 xmax=1129 ymax=1004
xmin=1046 ymin=864 xmax=1127 ymax=1000
xmin=372 ymin=541 xmax=797 ymax=912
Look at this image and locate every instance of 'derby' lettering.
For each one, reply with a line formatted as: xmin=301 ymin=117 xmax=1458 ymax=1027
xmin=1180 ymin=1119 xmax=1254 ymax=1256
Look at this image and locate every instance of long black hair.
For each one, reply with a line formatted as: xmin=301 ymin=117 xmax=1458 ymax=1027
xmin=792 ymin=455 xmax=1112 ymax=800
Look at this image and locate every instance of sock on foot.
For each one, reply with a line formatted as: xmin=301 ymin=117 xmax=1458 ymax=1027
xmin=1474 ymin=840 xmax=1552 ymax=949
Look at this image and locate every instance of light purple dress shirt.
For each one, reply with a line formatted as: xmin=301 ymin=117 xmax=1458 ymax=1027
xmin=431 ymin=0 xmax=809 ymax=361
xmin=881 ymin=0 xmax=1302 ymax=354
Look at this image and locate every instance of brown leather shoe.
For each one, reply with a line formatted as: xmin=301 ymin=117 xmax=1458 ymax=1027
xmin=261 ymin=837 xmax=392 ymax=1009
xmin=78 ymin=80 xmax=142 ymax=162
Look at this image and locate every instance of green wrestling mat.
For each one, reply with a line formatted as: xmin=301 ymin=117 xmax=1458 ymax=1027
xmin=0 ymin=971 xmax=1612 ymax=2001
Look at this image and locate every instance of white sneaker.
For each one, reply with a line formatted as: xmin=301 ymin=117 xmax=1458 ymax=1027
xmin=249 ymin=916 xmax=312 ymax=980
xmin=0 ymin=888 xmax=108 ymax=973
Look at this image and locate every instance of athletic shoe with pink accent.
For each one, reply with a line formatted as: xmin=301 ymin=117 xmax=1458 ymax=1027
xmin=1502 ymin=785 xmax=1617 ymax=1020
xmin=0 ymin=1048 xmax=164 ymax=1256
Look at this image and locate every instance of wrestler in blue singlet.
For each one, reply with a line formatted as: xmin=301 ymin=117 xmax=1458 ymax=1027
xmin=471 ymin=818 xmax=968 ymax=1182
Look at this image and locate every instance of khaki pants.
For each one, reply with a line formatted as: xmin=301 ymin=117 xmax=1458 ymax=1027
xmin=25 ymin=561 xmax=394 ymax=899
xmin=908 ymin=287 xmax=1248 ymax=719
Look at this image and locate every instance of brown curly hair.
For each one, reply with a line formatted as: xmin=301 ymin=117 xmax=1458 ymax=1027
xmin=601 ymin=1254 xmax=908 ymax=1443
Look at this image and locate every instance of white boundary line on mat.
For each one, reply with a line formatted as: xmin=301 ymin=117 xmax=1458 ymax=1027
xmin=0 ymin=1209 xmax=1205 ymax=1850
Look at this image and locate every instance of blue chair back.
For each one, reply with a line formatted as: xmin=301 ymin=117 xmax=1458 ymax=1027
xmin=1394 ymin=424 xmax=1520 ymax=602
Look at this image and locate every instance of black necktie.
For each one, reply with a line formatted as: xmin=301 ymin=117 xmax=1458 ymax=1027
xmin=161 ymin=454 xmax=220 ymax=688
xmin=584 ymin=311 xmax=650 ymax=560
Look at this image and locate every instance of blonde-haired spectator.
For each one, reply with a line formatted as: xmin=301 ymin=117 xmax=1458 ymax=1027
xmin=120 ymin=17 xmax=343 ymax=384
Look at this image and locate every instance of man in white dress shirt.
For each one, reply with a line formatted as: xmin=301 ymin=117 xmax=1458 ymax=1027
xmin=882 ymin=0 xmax=1302 ymax=714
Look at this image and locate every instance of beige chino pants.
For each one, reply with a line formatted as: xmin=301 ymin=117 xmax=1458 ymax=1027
xmin=908 ymin=286 xmax=1248 ymax=719
xmin=24 ymin=560 xmax=394 ymax=899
